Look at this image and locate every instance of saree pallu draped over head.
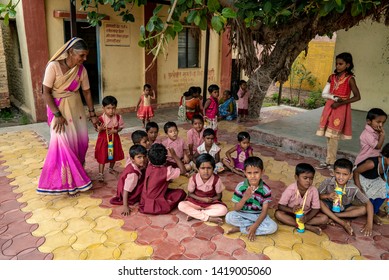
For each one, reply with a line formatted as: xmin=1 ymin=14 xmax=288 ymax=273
xmin=38 ymin=37 xmax=92 ymax=195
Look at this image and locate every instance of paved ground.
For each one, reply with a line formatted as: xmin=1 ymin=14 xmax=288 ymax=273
xmin=0 ymin=105 xmax=388 ymax=260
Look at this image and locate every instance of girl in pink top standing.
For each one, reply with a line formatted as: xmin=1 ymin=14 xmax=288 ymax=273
xmin=237 ymin=80 xmax=250 ymax=122
xmin=203 ymin=84 xmax=219 ymax=143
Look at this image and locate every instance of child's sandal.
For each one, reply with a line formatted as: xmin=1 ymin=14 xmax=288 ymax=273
xmin=97 ymin=173 xmax=104 ymax=182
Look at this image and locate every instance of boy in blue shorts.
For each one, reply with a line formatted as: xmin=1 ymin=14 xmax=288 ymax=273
xmin=225 ymin=156 xmax=277 ymax=241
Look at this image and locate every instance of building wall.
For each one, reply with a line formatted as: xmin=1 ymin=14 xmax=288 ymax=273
xmin=335 ymin=21 xmax=389 ymax=112
xmin=283 ymin=35 xmax=336 ymax=91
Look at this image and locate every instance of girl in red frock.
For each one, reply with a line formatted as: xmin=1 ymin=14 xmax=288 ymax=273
xmin=139 ymin=143 xmax=187 ymax=214
xmin=95 ymin=96 xmax=125 ymax=182
xmin=136 ymin=83 xmax=156 ymax=128
xmin=316 ymin=52 xmax=361 ymax=169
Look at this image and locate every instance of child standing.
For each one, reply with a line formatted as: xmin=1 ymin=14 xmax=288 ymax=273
xmin=203 ymin=84 xmax=219 ymax=144
xmin=275 ymin=163 xmax=328 ymax=235
xmin=178 ymin=154 xmax=228 ymax=224
xmin=146 ymin=121 xmax=160 ymax=145
xmin=222 ymin=131 xmax=254 ymax=177
xmin=355 ymin=108 xmax=387 ymax=166
xmin=353 ymin=143 xmax=389 ymax=225
xmin=110 ymin=145 xmax=148 ymax=216
xmin=237 ymin=80 xmax=250 ymax=122
xmin=195 ymin=128 xmax=224 ymax=173
xmin=137 ymin=83 xmax=156 ymax=128
xmin=187 ymin=114 xmax=204 ymax=161
xmin=319 ymin=158 xmax=373 ymax=236
xmin=225 ymin=156 xmax=278 ymax=241
xmin=161 ymin=121 xmax=191 ymax=171
xmin=95 ymin=96 xmax=124 ymax=182
xmin=219 ymin=90 xmax=237 ymax=121
xmin=316 ymin=52 xmax=361 ymax=169
xmin=139 ymin=143 xmax=187 ymax=214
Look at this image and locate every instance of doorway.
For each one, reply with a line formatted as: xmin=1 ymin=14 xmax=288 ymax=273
xmin=231 ymin=59 xmax=241 ymax=100
xmin=64 ymin=21 xmax=100 ymax=105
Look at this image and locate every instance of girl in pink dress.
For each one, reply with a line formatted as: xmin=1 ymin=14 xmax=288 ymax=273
xmin=137 ymin=83 xmax=156 ymax=128
xmin=178 ymin=154 xmax=228 ymax=224
xmin=203 ymin=84 xmax=219 ymax=143
xmin=95 ymin=96 xmax=125 ymax=182
xmin=222 ymin=131 xmax=254 ymax=177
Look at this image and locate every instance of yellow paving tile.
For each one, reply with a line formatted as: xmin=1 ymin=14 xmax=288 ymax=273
xmin=55 ymin=206 xmax=87 ymax=222
xmin=105 ymin=228 xmax=137 ymax=245
xmin=52 ymin=246 xmax=88 ymax=260
xmin=63 ymin=217 xmax=97 ymax=235
xmin=84 ymin=206 xmax=112 ymax=220
xmin=27 ymin=208 xmax=60 ymax=223
xmin=295 ymin=229 xmax=329 ymax=245
xmin=240 ymin=235 xmax=274 ymax=254
xmin=22 ymin=197 xmax=49 ymax=212
xmin=9 ymin=175 xmax=34 ymax=187
xmin=49 ymin=197 xmax=79 ymax=210
xmin=293 ymin=243 xmax=332 ymax=260
xmin=321 ymin=240 xmax=360 ymax=260
xmin=72 ymin=230 xmax=108 ymax=251
xmin=76 ymin=196 xmax=102 ymax=208
xmin=32 ymin=219 xmax=68 ymax=237
xmin=276 ymin=224 xmax=295 ymax=233
xmin=39 ymin=230 xmax=77 ymax=253
xmin=6 ymin=169 xmax=30 ymax=179
xmin=85 ymin=243 xmax=118 ymax=260
xmin=352 ymin=255 xmax=367 ymax=260
xmin=17 ymin=189 xmax=39 ymax=203
xmin=118 ymin=242 xmax=153 ymax=260
xmin=269 ymin=229 xmax=303 ymax=249
xmin=27 ymin=169 xmax=43 ymax=178
xmin=93 ymin=216 xmax=124 ymax=232
xmin=263 ymin=246 xmax=302 ymax=260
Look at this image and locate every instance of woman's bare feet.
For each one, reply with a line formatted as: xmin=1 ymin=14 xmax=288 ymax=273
xmin=226 ymin=226 xmax=240 ymax=234
xmin=208 ymin=217 xmax=224 ymax=225
xmin=373 ymin=214 xmax=382 ymax=225
xmin=305 ymin=225 xmax=322 ymax=235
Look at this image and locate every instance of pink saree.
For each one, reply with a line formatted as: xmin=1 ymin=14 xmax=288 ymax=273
xmin=37 ymin=37 xmax=92 ymax=195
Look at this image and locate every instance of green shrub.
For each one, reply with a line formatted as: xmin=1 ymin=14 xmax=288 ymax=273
xmin=304 ymin=90 xmax=326 ymax=109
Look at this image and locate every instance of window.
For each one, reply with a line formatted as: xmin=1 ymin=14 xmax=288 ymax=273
xmin=178 ymin=27 xmax=200 ymax=68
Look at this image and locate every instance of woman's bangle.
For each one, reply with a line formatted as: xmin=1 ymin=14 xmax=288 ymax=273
xmin=54 ymin=111 xmax=62 ymax=118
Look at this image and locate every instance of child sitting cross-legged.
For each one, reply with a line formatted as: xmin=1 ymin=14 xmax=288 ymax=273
xmin=320 ymin=158 xmax=374 ymax=236
xmin=178 ymin=154 xmax=228 ymax=225
xmin=139 ymin=143 xmax=187 ymax=214
xmin=275 ymin=163 xmax=328 ymax=235
xmin=110 ymin=145 xmax=148 ymax=216
xmin=225 ymin=156 xmax=278 ymax=241
xmin=194 ymin=128 xmax=224 ymax=173
xmin=146 ymin=121 xmax=160 ymax=145
xmin=131 ymin=130 xmax=150 ymax=150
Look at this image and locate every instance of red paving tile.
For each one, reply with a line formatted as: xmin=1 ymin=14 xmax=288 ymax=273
xmin=202 ymin=251 xmax=236 ymax=260
xmin=151 ymin=238 xmax=185 ymax=260
xmin=210 ymin=234 xmax=245 ymax=255
xmin=148 ymin=214 xmax=179 ymax=228
xmin=15 ymin=247 xmax=50 ymax=260
xmin=192 ymin=222 xmax=224 ymax=240
xmin=1 ymin=220 xmax=38 ymax=239
xmin=348 ymin=238 xmax=387 ymax=260
xmin=181 ymin=237 xmax=216 ymax=259
xmin=373 ymin=235 xmax=389 ymax=251
xmin=232 ymin=248 xmax=271 ymax=260
xmin=165 ymin=223 xmax=196 ymax=242
xmin=136 ymin=225 xmax=168 ymax=245
xmin=120 ymin=213 xmax=152 ymax=231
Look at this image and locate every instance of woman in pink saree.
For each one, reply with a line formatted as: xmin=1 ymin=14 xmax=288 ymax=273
xmin=37 ymin=37 xmax=98 ymax=195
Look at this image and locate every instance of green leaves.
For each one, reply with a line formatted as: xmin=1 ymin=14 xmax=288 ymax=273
xmin=208 ymin=0 xmax=221 ymax=12
xmin=211 ymin=16 xmax=223 ymax=32
xmin=221 ymin=8 xmax=236 ymax=18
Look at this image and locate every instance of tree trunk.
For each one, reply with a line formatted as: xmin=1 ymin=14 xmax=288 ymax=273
xmin=247 ymin=33 xmax=313 ymax=118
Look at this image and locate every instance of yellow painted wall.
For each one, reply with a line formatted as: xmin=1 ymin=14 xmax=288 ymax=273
xmin=335 ymin=21 xmax=389 ymax=112
xmin=284 ymin=36 xmax=336 ymax=91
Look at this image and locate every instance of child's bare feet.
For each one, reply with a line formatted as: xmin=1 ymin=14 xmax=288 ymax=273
xmin=208 ymin=217 xmax=224 ymax=225
xmin=226 ymin=226 xmax=240 ymax=234
xmin=97 ymin=173 xmax=104 ymax=182
xmin=373 ymin=214 xmax=382 ymax=225
xmin=341 ymin=221 xmax=354 ymax=235
xmin=327 ymin=219 xmax=336 ymax=226
xmin=305 ymin=225 xmax=322 ymax=235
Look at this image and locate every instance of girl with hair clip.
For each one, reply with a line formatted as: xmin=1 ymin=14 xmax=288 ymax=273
xmin=37 ymin=37 xmax=98 ymax=196
xmin=316 ymin=52 xmax=361 ymax=170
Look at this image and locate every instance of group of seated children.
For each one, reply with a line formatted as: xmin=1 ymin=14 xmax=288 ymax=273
xmin=107 ymin=106 xmax=388 ymax=241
